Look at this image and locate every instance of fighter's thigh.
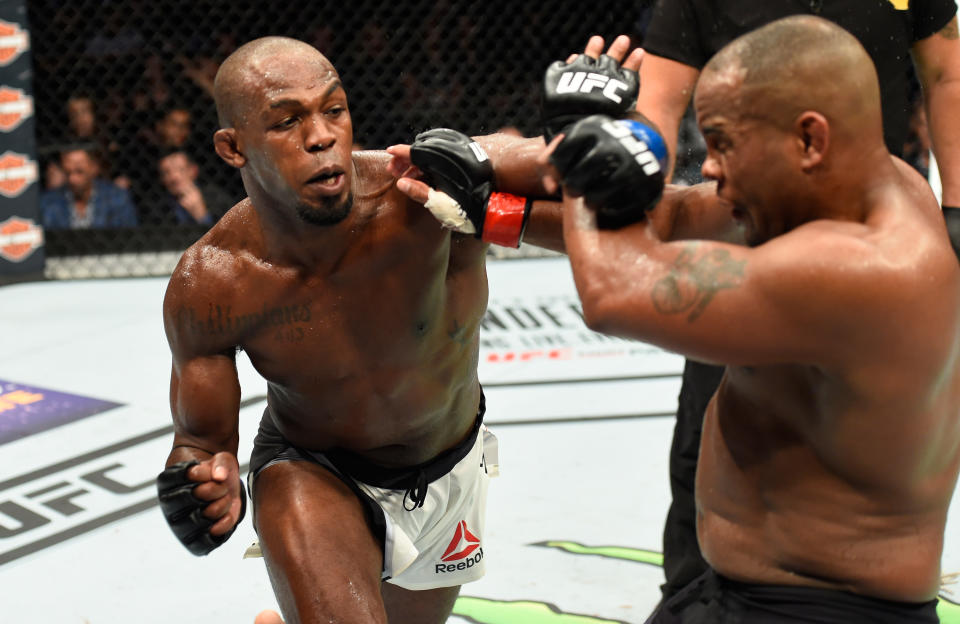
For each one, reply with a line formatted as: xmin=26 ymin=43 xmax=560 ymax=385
xmin=253 ymin=461 xmax=386 ymax=623
xmin=381 ymin=582 xmax=461 ymax=624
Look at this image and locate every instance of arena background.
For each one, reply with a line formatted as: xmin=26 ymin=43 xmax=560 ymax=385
xmin=3 ymin=0 xmax=940 ymax=281
xmin=18 ymin=0 xmax=654 ymax=281
xmin=2 ymin=2 xmax=960 ymax=623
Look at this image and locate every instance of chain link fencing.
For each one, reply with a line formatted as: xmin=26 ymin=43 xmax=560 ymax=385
xmin=29 ymin=1 xmax=656 ymax=278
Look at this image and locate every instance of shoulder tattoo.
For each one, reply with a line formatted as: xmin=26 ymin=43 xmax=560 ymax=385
xmin=651 ymin=244 xmax=745 ymax=322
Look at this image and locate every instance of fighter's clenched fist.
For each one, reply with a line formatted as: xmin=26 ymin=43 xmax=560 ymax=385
xmin=157 ymin=451 xmax=246 ymax=556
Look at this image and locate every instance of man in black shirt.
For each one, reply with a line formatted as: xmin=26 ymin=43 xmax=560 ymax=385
xmin=635 ymin=0 xmax=960 ymax=608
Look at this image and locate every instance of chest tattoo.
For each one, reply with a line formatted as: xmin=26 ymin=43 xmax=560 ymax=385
xmin=177 ymin=302 xmax=312 ymax=337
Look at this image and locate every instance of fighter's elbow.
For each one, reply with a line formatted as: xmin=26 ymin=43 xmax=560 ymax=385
xmin=578 ymin=289 xmax=626 ymax=336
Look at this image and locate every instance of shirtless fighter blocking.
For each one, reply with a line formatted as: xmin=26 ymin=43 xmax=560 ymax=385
xmin=544 ymin=16 xmax=960 ymax=623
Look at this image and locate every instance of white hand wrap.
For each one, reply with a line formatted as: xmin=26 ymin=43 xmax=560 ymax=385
xmin=424 ymin=188 xmax=477 ymax=235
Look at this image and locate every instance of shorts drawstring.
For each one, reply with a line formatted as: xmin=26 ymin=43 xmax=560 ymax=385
xmin=403 ymin=468 xmax=428 ymax=510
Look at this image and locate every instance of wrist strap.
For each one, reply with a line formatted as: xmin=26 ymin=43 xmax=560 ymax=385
xmin=482 ymin=192 xmax=531 ymax=248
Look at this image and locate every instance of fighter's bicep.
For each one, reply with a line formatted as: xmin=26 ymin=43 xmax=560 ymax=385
xmin=583 ymin=236 xmax=872 ymax=367
xmin=911 ymin=16 xmax=960 ymax=86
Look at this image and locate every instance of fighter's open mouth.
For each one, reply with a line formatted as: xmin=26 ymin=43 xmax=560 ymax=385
xmin=307 ymin=170 xmax=343 ymax=185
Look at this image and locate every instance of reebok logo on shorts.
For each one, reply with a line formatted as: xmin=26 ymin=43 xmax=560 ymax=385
xmin=435 ymin=520 xmax=483 ymax=574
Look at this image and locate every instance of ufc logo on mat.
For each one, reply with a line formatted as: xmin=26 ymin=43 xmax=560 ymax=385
xmin=602 ymin=121 xmax=662 ymax=176
xmin=555 ymin=71 xmax=630 ymax=104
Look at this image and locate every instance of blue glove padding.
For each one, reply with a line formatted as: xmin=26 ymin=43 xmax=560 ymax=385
xmin=156 ymin=459 xmax=246 ymax=556
xmin=550 ymin=114 xmax=668 ymax=228
xmin=541 ymin=53 xmax=639 ymax=143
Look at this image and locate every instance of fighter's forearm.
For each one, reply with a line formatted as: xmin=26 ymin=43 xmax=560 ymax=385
xmin=912 ymin=18 xmax=960 ymax=206
xmin=474 ymin=133 xmax=555 ymax=199
xmin=166 ymin=360 xmax=242 ymax=468
xmin=924 ymin=80 xmax=960 ymax=206
xmin=470 ymin=133 xmax=568 ymax=251
xmin=167 ymin=419 xmax=240 ymax=466
xmin=649 ymin=183 xmax=745 ymax=244
xmin=519 ymin=199 xmax=565 ymax=252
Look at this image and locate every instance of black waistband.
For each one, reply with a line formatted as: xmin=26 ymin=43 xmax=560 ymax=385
xmin=704 ymin=569 xmax=940 ymax=623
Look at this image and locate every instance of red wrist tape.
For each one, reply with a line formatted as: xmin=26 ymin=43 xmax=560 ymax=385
xmin=482 ymin=192 xmax=531 ymax=248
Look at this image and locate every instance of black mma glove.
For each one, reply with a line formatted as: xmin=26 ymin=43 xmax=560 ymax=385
xmin=541 ymin=53 xmax=639 ymax=143
xmin=157 ymin=460 xmax=247 ymax=556
xmin=410 ymin=128 xmax=531 ymax=248
xmin=944 ymin=206 xmax=960 ymax=262
xmin=550 ymin=114 xmax=668 ymax=229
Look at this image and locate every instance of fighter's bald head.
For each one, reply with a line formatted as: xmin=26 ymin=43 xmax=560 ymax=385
xmin=700 ymin=16 xmax=881 ymax=139
xmin=213 ymin=36 xmax=338 ymax=129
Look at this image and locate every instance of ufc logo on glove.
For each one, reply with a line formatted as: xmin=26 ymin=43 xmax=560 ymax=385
xmin=553 ymin=71 xmax=631 ymax=104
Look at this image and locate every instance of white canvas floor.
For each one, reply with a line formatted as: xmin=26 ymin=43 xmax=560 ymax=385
xmin=1 ymin=256 xmax=958 ymax=623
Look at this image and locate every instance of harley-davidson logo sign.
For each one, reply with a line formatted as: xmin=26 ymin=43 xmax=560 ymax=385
xmin=0 ymin=216 xmax=43 ymax=262
xmin=0 ymin=151 xmax=38 ymax=198
xmin=0 ymin=87 xmax=33 ymax=132
xmin=0 ymin=20 xmax=30 ymax=67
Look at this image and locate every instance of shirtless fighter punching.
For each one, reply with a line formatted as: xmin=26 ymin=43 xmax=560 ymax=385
xmin=153 ymin=36 xmax=569 ymax=624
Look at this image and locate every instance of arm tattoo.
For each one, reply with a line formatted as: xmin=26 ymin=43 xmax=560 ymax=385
xmin=940 ymin=17 xmax=959 ymax=40
xmin=651 ymin=244 xmax=745 ymax=322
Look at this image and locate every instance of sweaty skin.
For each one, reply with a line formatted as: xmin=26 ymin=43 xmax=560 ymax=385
xmin=162 ymin=36 xmax=559 ymax=624
xmin=167 ymin=152 xmax=489 ymax=464
xmin=559 ymin=18 xmax=960 ymax=604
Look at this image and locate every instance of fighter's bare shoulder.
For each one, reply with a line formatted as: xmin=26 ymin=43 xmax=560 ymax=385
xmin=749 ymin=174 xmax=956 ymax=351
xmin=351 ymin=149 xmax=397 ymax=190
xmin=163 ymin=202 xmax=264 ymax=343
xmin=350 ymin=149 xmax=442 ymax=222
xmin=169 ymin=202 xmax=259 ymax=294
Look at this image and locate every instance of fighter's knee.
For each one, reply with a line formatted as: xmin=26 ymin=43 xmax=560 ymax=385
xmin=253 ymin=609 xmax=284 ymax=624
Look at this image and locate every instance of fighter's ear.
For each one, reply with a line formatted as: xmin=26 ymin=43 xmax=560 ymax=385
xmin=214 ymin=128 xmax=246 ymax=169
xmin=796 ymin=111 xmax=828 ymax=172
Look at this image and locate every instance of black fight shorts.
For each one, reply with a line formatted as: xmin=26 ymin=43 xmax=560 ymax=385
xmin=646 ymin=568 xmax=940 ymax=624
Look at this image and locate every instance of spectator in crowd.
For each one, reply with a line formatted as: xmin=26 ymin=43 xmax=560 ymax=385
xmin=40 ymin=152 xmax=66 ymax=191
xmin=65 ymin=94 xmax=97 ymax=140
xmin=154 ymin=148 xmax=232 ymax=226
xmin=43 ymin=93 xmax=124 ymax=184
xmin=40 ymin=145 xmax=138 ymax=230
xmin=634 ymin=0 xmax=960 ymax=610
xmin=123 ymin=103 xmax=210 ymax=223
xmin=155 ymin=106 xmax=191 ymax=148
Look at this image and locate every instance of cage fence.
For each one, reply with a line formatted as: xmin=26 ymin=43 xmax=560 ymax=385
xmin=27 ymin=1 xmax=652 ymax=278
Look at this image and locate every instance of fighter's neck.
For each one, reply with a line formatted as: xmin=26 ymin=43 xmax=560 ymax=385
xmin=249 ymin=196 xmax=366 ymax=272
xmin=809 ymin=146 xmax=896 ymax=224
